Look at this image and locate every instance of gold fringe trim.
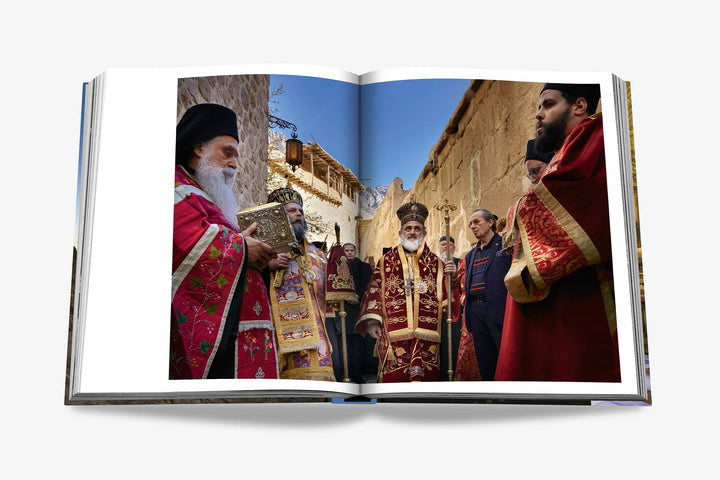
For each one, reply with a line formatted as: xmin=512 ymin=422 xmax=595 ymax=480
xmin=277 ymin=340 xmax=320 ymax=355
xmin=414 ymin=328 xmax=441 ymax=343
xmin=278 ymin=345 xmax=335 ymax=381
xmin=388 ymin=328 xmax=415 ymax=343
xmin=236 ymin=320 xmax=274 ymax=333
xmin=280 ymin=367 xmax=335 ymax=381
xmin=326 ymin=292 xmax=359 ymax=302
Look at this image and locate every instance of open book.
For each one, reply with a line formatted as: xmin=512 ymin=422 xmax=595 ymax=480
xmin=66 ymin=65 xmax=649 ymax=405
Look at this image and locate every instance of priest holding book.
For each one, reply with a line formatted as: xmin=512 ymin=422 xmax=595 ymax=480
xmin=170 ymin=103 xmax=278 ymax=380
xmin=266 ymin=188 xmax=336 ymax=381
xmin=356 ymin=202 xmax=459 ymax=382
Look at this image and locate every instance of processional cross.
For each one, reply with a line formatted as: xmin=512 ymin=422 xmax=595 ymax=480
xmin=435 ymin=200 xmax=457 ymax=381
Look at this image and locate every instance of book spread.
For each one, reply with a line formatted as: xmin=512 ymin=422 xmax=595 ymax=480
xmin=66 ymin=65 xmax=650 ymax=405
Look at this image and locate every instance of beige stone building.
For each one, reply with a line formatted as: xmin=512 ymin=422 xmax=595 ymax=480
xmin=177 ymin=74 xmax=270 ymax=210
xmin=359 ymin=79 xmax=548 ymax=262
xmin=268 ymin=142 xmax=363 ymax=248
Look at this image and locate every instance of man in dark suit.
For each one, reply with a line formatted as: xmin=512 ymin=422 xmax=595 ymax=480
xmin=463 ymin=209 xmax=512 ymax=381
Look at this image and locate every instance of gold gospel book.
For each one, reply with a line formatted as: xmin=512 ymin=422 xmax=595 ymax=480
xmin=236 ymin=202 xmax=300 ymax=254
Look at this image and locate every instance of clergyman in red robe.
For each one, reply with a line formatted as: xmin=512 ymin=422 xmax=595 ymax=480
xmin=495 ymin=84 xmax=621 ymax=382
xmin=355 ymin=202 xmax=458 ymax=383
xmin=170 ymin=103 xmax=278 ymax=380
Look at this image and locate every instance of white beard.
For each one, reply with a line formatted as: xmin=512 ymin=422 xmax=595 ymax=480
xmin=194 ymin=153 xmax=239 ymax=230
xmin=400 ymin=234 xmax=424 ymax=253
xmin=438 ymin=251 xmax=449 ymax=262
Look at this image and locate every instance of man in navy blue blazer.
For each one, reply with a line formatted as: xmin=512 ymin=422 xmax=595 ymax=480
xmin=463 ymin=208 xmax=512 ymax=381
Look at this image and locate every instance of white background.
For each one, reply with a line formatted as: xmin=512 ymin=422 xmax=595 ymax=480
xmin=3 ymin=1 xmax=716 ymax=478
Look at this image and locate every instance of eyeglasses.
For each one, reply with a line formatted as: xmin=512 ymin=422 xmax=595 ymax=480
xmin=526 ymin=166 xmax=545 ymax=179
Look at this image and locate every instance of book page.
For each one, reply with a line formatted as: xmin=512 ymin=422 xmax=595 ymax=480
xmin=72 ymin=65 xmax=363 ymax=400
xmin=352 ymin=68 xmax=644 ymax=401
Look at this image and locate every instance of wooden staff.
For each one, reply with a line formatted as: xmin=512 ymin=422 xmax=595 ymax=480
xmin=436 ymin=202 xmax=456 ymax=381
xmin=339 ymin=307 xmax=350 ymax=383
xmin=334 ymin=223 xmax=351 ymax=383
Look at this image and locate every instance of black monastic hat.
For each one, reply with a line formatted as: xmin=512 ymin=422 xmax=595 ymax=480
xmin=176 ymin=103 xmax=239 ymax=164
xmin=439 ymin=235 xmax=455 ymax=243
xmin=525 ymin=139 xmax=555 ymax=164
xmin=541 ymin=83 xmax=601 ymax=113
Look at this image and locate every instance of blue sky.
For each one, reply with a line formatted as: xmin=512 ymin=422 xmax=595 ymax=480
xmin=269 ymin=75 xmax=360 ymax=177
xmin=269 ymin=75 xmax=470 ymax=188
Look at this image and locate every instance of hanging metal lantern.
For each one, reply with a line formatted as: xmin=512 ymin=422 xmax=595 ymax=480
xmin=285 ymin=132 xmax=303 ymax=172
xmin=269 ymin=114 xmax=303 ymax=172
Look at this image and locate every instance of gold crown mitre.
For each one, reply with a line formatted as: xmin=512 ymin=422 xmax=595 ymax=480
xmin=397 ymin=202 xmax=428 ymax=225
xmin=267 ymin=187 xmax=303 ymax=207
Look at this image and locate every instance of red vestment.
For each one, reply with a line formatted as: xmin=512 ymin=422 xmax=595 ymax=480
xmin=170 ymin=166 xmax=278 ymax=380
xmin=495 ymin=114 xmax=620 ymax=382
xmin=356 ymin=243 xmax=456 ymax=382
xmin=453 ymin=257 xmax=482 ymax=381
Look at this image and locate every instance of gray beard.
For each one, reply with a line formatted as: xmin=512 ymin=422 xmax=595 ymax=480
xmin=438 ymin=251 xmax=449 ymax=262
xmin=400 ymin=234 xmax=424 ymax=253
xmin=292 ymin=218 xmax=308 ymax=241
xmin=194 ymin=154 xmax=239 ymax=230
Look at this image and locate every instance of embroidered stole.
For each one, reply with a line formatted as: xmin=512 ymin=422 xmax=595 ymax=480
xmin=269 ymin=246 xmax=325 ymax=354
xmin=393 ymin=243 xmax=445 ymax=343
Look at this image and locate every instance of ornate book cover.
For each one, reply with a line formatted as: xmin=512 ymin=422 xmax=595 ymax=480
xmin=236 ymin=202 xmax=300 ymax=254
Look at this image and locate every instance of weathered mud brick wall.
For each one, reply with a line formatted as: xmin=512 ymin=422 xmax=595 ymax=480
xmin=362 ymin=79 xmax=545 ymax=259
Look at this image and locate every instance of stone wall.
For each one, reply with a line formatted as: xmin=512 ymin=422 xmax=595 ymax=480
xmin=177 ymin=75 xmax=270 ymax=210
xmin=361 ymin=79 xmax=545 ymax=259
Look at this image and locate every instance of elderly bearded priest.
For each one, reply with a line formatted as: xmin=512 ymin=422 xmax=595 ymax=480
xmin=170 ymin=103 xmax=277 ymax=380
xmin=356 ymin=202 xmax=458 ymax=382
